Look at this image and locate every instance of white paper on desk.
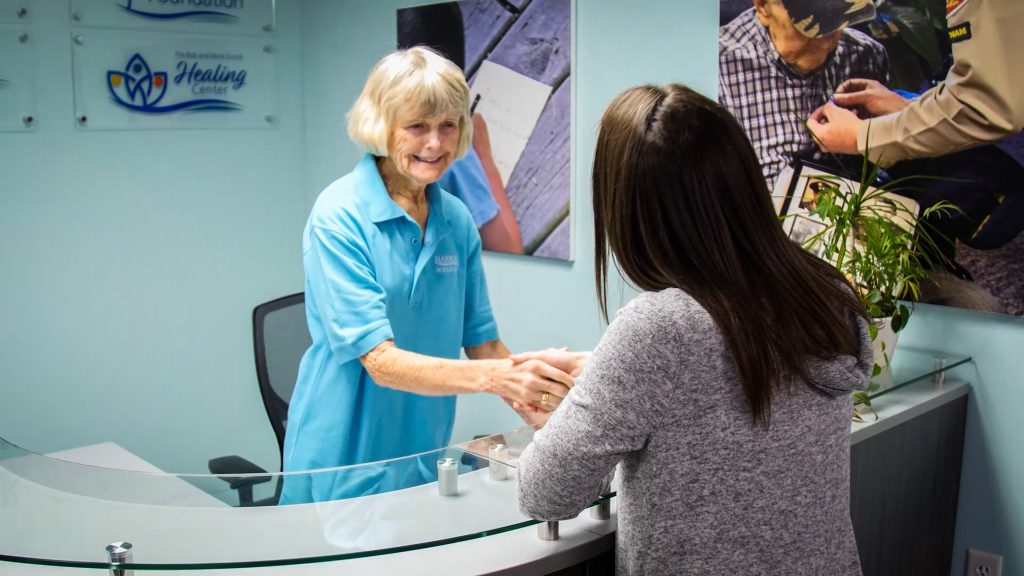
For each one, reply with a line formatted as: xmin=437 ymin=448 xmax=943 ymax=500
xmin=470 ymin=60 xmax=553 ymax=187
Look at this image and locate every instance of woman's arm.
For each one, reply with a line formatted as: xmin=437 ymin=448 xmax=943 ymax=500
xmin=517 ymin=300 xmax=668 ymax=520
xmin=360 ymin=339 xmax=573 ymax=410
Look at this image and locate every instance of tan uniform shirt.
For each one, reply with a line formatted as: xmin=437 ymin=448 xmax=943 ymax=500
xmin=860 ymin=0 xmax=1024 ymax=165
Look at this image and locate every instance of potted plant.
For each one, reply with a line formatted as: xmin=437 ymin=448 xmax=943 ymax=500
xmin=787 ymin=156 xmax=957 ymax=421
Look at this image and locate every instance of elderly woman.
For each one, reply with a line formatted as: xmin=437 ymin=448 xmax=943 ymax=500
xmin=517 ymin=84 xmax=871 ymax=574
xmin=281 ymin=47 xmax=572 ymax=504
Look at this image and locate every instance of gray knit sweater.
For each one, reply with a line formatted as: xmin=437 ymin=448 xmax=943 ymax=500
xmin=518 ymin=288 xmax=871 ymax=575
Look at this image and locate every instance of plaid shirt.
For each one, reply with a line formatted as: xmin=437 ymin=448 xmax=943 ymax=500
xmin=719 ymin=9 xmax=888 ymax=186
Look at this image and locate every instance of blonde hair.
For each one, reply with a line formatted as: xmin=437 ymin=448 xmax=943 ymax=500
xmin=347 ymin=46 xmax=472 ymax=158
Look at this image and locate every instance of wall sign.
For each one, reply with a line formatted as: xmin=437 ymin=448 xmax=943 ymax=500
xmin=0 ymin=28 xmax=35 ymax=131
xmin=69 ymin=0 xmax=274 ymax=35
xmin=72 ymin=30 xmax=275 ymax=130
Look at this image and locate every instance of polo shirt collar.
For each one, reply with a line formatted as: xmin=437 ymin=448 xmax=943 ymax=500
xmin=355 ymin=153 xmax=448 ymax=224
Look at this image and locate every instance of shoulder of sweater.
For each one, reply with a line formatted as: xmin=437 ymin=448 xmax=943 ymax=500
xmin=612 ymin=289 xmax=716 ymax=346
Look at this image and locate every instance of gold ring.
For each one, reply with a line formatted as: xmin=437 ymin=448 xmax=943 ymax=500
xmin=540 ymin=391 xmax=551 ymax=407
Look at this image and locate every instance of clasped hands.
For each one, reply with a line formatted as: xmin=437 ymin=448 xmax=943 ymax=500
xmin=807 ymin=78 xmax=911 ymax=155
xmin=492 ymin=347 xmax=590 ymax=417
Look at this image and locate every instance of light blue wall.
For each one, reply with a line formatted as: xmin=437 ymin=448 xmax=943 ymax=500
xmin=0 ymin=0 xmax=305 ymax=475
xmin=897 ymin=305 xmax=1024 ymax=576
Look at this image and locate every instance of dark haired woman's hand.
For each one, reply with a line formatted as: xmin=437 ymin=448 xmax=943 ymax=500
xmin=510 ymin=348 xmax=590 ymax=378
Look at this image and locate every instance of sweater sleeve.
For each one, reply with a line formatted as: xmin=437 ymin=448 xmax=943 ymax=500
xmin=517 ymin=296 xmax=675 ymax=520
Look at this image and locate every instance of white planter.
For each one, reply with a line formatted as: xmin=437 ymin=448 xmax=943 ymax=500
xmin=871 ymin=316 xmax=901 ymax=389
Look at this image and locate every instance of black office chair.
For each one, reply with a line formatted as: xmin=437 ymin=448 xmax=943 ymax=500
xmin=208 ymin=292 xmax=309 ymax=506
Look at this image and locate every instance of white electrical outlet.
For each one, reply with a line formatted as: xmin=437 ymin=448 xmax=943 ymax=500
xmin=966 ymin=549 xmax=1003 ymax=576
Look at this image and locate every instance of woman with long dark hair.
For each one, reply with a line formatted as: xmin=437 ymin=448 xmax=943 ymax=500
xmin=517 ymin=84 xmax=871 ymax=574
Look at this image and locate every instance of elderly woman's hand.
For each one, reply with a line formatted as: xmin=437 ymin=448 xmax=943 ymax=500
xmin=489 ymin=358 xmax=574 ymax=412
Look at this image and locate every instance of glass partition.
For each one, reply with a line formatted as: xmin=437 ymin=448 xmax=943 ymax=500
xmin=0 ymin=435 xmax=547 ymax=570
xmin=0 ymin=347 xmax=967 ymax=571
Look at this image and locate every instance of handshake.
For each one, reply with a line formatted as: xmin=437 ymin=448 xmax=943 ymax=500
xmin=492 ymin=347 xmax=590 ymax=426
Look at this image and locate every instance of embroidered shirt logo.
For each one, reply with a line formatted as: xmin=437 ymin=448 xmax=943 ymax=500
xmin=948 ymin=22 xmax=972 ymax=43
xmin=435 ymin=254 xmax=459 ymax=274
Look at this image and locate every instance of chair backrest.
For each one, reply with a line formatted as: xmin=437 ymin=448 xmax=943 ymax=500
xmin=252 ymin=292 xmax=310 ymax=458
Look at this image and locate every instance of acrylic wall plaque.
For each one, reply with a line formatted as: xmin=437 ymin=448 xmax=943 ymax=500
xmin=0 ymin=1 xmax=31 ymax=24
xmin=0 ymin=27 xmax=35 ymax=131
xmin=71 ymin=30 xmax=276 ymax=130
xmin=68 ymin=0 xmax=274 ymax=35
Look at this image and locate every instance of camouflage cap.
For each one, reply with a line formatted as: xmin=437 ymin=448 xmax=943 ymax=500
xmin=780 ymin=0 xmax=877 ymax=38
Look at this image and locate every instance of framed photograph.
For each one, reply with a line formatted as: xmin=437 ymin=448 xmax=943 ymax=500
xmin=397 ymin=0 xmax=573 ymax=261
xmin=777 ymin=159 xmax=920 ymax=254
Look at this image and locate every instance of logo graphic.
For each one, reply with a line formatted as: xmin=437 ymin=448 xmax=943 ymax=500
xmin=119 ymin=0 xmax=240 ymax=21
xmin=435 ymin=254 xmax=459 ymax=273
xmin=107 ymin=53 xmax=241 ymax=113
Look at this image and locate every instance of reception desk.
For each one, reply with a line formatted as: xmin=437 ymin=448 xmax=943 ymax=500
xmin=0 ymin=349 xmax=971 ymax=575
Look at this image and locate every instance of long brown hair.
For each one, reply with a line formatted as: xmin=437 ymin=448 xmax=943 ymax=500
xmin=593 ymin=84 xmax=866 ymax=427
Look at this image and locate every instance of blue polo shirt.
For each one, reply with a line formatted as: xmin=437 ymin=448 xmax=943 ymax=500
xmin=280 ymin=154 xmax=499 ymax=504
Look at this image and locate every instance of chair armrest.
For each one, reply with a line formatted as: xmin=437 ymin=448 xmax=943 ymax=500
xmin=208 ymin=455 xmax=272 ymax=490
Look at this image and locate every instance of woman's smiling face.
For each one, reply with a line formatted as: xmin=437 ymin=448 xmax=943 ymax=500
xmin=386 ymin=111 xmax=461 ymax=189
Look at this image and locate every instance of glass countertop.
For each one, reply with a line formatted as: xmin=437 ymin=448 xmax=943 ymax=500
xmin=868 ymin=347 xmax=971 ymax=401
xmin=0 ymin=430 xmax=558 ymax=571
xmin=0 ymin=347 xmax=967 ymax=571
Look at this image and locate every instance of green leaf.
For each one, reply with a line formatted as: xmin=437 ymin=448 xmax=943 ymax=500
xmin=891 ymin=307 xmax=908 ymax=333
xmin=872 ymin=363 xmax=882 ymax=377
xmin=868 ymin=322 xmax=878 ymax=340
